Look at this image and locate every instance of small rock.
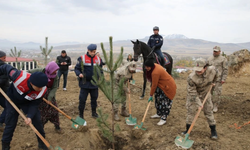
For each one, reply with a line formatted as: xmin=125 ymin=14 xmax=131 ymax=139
xmin=26 ymin=143 xmax=32 ymax=148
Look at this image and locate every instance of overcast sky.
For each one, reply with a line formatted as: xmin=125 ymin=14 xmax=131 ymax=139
xmin=0 ymin=0 xmax=250 ymax=44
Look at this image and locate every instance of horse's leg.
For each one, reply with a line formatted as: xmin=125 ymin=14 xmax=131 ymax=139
xmin=140 ymin=70 xmax=147 ymax=99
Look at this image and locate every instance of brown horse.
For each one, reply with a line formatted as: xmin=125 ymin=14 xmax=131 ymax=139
xmin=131 ymin=39 xmax=173 ymax=99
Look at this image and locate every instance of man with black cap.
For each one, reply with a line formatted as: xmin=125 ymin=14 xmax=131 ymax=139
xmin=56 ymin=50 xmax=71 ymax=91
xmin=0 ymin=51 xmax=9 ymax=131
xmin=74 ymin=44 xmax=102 ymax=119
xmin=0 ymin=63 xmax=49 ymax=150
xmin=147 ymin=26 xmax=165 ymax=66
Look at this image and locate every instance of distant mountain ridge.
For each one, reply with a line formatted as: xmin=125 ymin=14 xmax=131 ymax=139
xmin=1 ymin=35 xmax=250 ymax=56
xmin=0 ymin=39 xmax=81 ymax=50
xmin=164 ymin=34 xmax=188 ymax=39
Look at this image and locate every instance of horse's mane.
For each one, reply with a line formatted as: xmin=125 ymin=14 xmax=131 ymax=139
xmin=138 ymin=40 xmax=154 ymax=58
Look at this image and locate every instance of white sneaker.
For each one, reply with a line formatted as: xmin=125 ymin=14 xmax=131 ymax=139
xmin=150 ymin=114 xmax=161 ymax=119
xmin=63 ymin=88 xmax=67 ymax=91
xmin=213 ymin=105 xmax=218 ymax=113
xmin=157 ymin=119 xmax=166 ymax=126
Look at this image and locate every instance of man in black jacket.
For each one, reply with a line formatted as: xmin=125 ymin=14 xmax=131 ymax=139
xmin=0 ymin=51 xmax=9 ymax=131
xmin=56 ymin=50 xmax=71 ymax=91
xmin=147 ymin=26 xmax=165 ymax=66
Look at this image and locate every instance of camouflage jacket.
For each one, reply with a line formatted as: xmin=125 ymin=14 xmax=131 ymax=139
xmin=187 ymin=66 xmax=218 ymax=106
xmin=115 ymin=61 xmax=136 ymax=93
xmin=115 ymin=61 xmax=136 ymax=81
xmin=207 ymin=55 xmax=228 ymax=82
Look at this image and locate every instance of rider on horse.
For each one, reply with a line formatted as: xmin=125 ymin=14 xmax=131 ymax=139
xmin=147 ymin=26 xmax=166 ymax=66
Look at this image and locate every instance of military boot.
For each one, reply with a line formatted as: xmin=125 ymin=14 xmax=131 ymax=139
xmin=114 ymin=110 xmax=120 ymax=121
xmin=38 ymin=139 xmax=49 ymax=150
xmin=160 ymin=58 xmax=166 ymax=67
xmin=210 ymin=125 xmax=218 ymax=140
xmin=92 ymin=108 xmax=99 ymax=118
xmin=79 ymin=110 xmax=84 ymax=119
xmin=2 ymin=142 xmax=10 ymax=150
xmin=181 ymin=124 xmax=191 ymax=135
xmin=120 ymin=107 xmax=129 ymax=117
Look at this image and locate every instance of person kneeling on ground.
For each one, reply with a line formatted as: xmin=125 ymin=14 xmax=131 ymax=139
xmin=182 ymin=58 xmax=218 ymax=140
xmin=0 ymin=64 xmax=49 ymax=150
xmin=145 ymin=58 xmax=176 ymax=126
xmin=113 ymin=61 xmax=137 ymax=121
xmin=27 ymin=61 xmax=62 ymax=134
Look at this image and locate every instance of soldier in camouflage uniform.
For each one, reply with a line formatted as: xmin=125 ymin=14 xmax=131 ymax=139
xmin=182 ymin=58 xmax=218 ymax=140
xmin=113 ymin=61 xmax=137 ymax=121
xmin=207 ymin=46 xmax=228 ymax=112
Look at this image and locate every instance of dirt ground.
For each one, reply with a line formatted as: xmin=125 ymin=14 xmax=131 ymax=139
xmin=0 ymin=71 xmax=250 ymax=150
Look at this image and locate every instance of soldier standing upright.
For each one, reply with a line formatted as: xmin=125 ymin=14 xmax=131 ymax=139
xmin=182 ymin=58 xmax=218 ymax=140
xmin=207 ymin=46 xmax=228 ymax=112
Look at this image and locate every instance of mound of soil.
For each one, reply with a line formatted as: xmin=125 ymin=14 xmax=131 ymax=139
xmin=227 ymin=49 xmax=250 ymax=76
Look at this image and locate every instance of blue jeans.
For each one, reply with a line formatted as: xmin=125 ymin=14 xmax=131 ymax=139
xmin=0 ymin=94 xmax=6 ymax=123
xmin=57 ymin=70 xmax=68 ymax=88
xmin=154 ymin=49 xmax=165 ymax=65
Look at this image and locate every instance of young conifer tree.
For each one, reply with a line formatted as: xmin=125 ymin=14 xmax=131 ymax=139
xmin=40 ymin=37 xmax=53 ymax=66
xmin=9 ymin=47 xmax=23 ymax=70
xmin=91 ymin=36 xmax=125 ymax=150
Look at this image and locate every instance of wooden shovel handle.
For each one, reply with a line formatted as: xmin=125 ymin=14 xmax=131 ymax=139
xmin=187 ymin=85 xmax=213 ymax=134
xmin=142 ymin=101 xmax=151 ymax=123
xmin=43 ymin=98 xmax=72 ymax=120
xmin=0 ymin=88 xmax=51 ymax=148
xmin=127 ymin=80 xmax=132 ymax=114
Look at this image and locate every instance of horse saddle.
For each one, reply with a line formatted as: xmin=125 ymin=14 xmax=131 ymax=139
xmin=153 ymin=52 xmax=170 ymax=66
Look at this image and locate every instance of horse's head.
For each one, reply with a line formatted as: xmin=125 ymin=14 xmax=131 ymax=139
xmin=131 ymin=39 xmax=141 ymax=62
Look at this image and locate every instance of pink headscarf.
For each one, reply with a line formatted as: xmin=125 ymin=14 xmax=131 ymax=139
xmin=45 ymin=61 xmax=59 ymax=81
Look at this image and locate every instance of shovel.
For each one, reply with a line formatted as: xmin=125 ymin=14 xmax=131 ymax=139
xmin=43 ymin=98 xmax=86 ymax=129
xmin=130 ymin=74 xmax=135 ymax=85
xmin=0 ymin=88 xmax=63 ymax=150
xmin=175 ymin=85 xmax=213 ymax=149
xmin=125 ymin=81 xmax=137 ymax=125
xmin=134 ymin=101 xmax=151 ymax=130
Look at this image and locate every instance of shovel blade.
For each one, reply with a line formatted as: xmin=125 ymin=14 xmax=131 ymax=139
xmin=54 ymin=146 xmax=64 ymax=150
xmin=125 ymin=115 xmax=137 ymax=126
xmin=175 ymin=134 xmax=194 ymax=149
xmin=71 ymin=116 xmax=87 ymax=129
xmin=133 ymin=122 xmax=146 ymax=130
xmin=130 ymin=79 xmax=135 ymax=85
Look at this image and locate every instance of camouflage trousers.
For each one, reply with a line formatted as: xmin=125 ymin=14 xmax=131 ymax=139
xmin=212 ymin=81 xmax=223 ymax=105
xmin=186 ymin=93 xmax=216 ymax=125
xmin=113 ymin=101 xmax=126 ymax=112
xmin=113 ymin=83 xmax=127 ymax=112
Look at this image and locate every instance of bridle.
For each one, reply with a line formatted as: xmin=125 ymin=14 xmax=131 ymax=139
xmin=133 ymin=42 xmax=154 ymax=58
